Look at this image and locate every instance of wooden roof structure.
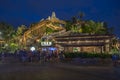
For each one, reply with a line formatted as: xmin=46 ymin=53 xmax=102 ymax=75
xmin=54 ymin=33 xmax=114 ymax=47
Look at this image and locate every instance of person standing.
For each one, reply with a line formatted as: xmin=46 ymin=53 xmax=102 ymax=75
xmin=112 ymin=54 xmax=119 ymax=66
xmin=1 ymin=52 xmax=5 ymax=63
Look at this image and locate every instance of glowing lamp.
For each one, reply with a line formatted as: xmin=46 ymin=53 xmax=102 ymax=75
xmin=30 ymin=47 xmax=35 ymax=51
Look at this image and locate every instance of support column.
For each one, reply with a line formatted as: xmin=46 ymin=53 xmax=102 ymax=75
xmin=101 ymin=46 xmax=104 ymax=53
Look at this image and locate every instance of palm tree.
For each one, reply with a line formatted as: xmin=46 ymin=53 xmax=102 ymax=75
xmin=15 ymin=25 xmax=27 ymax=48
xmin=16 ymin=25 xmax=27 ymax=35
xmin=0 ymin=22 xmax=15 ymax=43
xmin=78 ymin=12 xmax=85 ymax=21
xmin=81 ymin=20 xmax=94 ymax=34
xmin=93 ymin=22 xmax=104 ymax=34
xmin=71 ymin=16 xmax=77 ymax=24
xmin=0 ymin=22 xmax=16 ymax=52
xmin=65 ymin=20 xmax=72 ymax=31
xmin=81 ymin=20 xmax=107 ymax=34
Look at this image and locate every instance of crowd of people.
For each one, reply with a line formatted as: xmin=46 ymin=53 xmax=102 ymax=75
xmin=0 ymin=49 xmax=120 ymax=66
xmin=0 ymin=49 xmax=65 ymax=63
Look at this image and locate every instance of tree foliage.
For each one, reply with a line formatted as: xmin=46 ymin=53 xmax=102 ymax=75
xmin=65 ymin=20 xmax=72 ymax=31
xmin=81 ymin=20 xmax=106 ymax=34
xmin=16 ymin=25 xmax=27 ymax=36
xmin=0 ymin=22 xmax=15 ymax=41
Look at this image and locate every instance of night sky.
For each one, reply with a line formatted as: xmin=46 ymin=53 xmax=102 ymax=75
xmin=0 ymin=0 xmax=120 ymax=37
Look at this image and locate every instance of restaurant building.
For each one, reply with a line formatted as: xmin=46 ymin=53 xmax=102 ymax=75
xmin=54 ymin=32 xmax=115 ymax=53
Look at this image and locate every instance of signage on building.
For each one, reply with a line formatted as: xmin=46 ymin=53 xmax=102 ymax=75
xmin=41 ymin=41 xmax=52 ymax=46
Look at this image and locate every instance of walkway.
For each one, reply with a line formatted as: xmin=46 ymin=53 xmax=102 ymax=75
xmin=0 ymin=62 xmax=120 ymax=80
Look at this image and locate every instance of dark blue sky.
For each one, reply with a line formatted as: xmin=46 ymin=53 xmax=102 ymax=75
xmin=0 ymin=0 xmax=120 ymax=37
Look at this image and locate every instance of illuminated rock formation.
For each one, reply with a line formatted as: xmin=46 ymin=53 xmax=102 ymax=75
xmin=22 ymin=12 xmax=66 ymax=46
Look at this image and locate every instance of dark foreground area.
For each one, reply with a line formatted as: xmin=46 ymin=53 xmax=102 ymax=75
xmin=0 ymin=62 xmax=120 ymax=80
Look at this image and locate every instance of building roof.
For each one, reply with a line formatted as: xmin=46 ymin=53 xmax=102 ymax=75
xmin=56 ymin=42 xmax=106 ymax=47
xmin=55 ymin=37 xmax=113 ymax=41
xmin=55 ymin=33 xmax=115 ymax=38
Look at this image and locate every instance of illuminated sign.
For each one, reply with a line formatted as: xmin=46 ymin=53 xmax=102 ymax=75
xmin=41 ymin=42 xmax=52 ymax=46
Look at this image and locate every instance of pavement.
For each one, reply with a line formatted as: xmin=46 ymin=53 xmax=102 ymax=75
xmin=0 ymin=62 xmax=120 ymax=80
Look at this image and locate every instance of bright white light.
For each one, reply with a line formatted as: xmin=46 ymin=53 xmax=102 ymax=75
xmin=30 ymin=47 xmax=35 ymax=51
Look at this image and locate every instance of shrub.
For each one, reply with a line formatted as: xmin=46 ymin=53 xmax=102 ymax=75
xmin=64 ymin=52 xmax=112 ymax=58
